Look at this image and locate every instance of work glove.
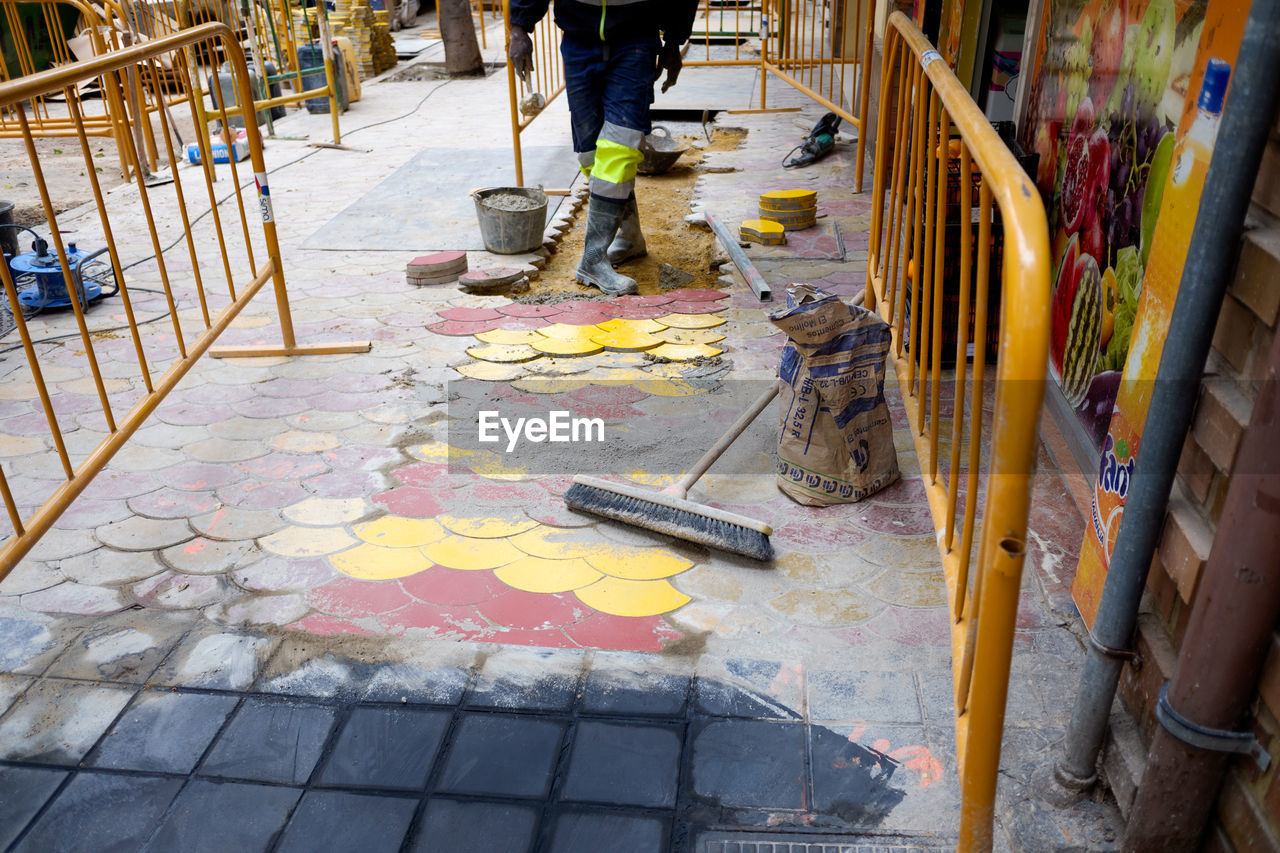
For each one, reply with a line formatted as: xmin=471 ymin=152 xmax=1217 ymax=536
xmin=509 ymin=26 xmax=533 ymax=80
xmin=654 ymin=41 xmax=682 ymax=93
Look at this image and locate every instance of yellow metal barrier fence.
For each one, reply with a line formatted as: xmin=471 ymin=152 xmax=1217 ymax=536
xmin=865 ymin=12 xmax=1049 ymax=851
xmin=503 ymin=0 xmax=874 ymax=191
xmin=0 ymin=0 xmax=344 ymax=178
xmin=0 ymin=22 xmax=368 ymax=577
xmin=502 ymin=0 xmax=561 ymax=188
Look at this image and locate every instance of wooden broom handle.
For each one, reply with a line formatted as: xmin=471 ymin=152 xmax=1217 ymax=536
xmin=663 ymin=381 xmax=781 ymax=498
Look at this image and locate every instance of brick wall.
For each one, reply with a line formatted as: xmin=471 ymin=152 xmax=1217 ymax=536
xmin=1117 ymin=110 xmax=1280 ymax=849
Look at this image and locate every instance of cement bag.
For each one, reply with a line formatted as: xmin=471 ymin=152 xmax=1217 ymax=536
xmin=770 ymin=283 xmax=899 ymax=506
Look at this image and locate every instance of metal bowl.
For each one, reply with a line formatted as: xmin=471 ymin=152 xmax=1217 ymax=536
xmin=637 ymin=126 xmax=689 ymax=175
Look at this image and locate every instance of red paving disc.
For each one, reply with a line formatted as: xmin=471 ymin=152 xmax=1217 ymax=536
xmin=669 ymin=289 xmax=728 ymax=301
xmin=618 ymin=293 xmax=676 ymax=306
xmin=407 ymin=250 xmax=467 ymax=271
xmin=438 ymin=307 xmax=504 ymax=322
xmin=554 ymin=308 xmax=615 ymax=326
xmin=605 ymin=304 xmax=668 ymax=320
xmin=496 ymin=303 xmax=563 ymax=318
xmin=663 ymin=301 xmax=727 ymax=315
xmin=426 ymin=319 xmax=501 ymax=336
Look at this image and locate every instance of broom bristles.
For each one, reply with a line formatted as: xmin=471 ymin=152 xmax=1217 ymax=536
xmin=565 ymin=482 xmax=774 ymax=561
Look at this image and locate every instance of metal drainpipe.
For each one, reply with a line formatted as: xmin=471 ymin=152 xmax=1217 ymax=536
xmin=1041 ymin=0 xmax=1280 ymax=803
xmin=1123 ymin=292 xmax=1280 ymax=851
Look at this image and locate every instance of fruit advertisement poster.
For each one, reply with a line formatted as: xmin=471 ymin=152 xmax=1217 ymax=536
xmin=1019 ymin=0 xmax=1248 ymax=623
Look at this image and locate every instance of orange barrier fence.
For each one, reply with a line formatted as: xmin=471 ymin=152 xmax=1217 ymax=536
xmin=866 ymin=11 xmax=1051 ymax=850
xmin=0 ymin=22 xmax=368 ymax=577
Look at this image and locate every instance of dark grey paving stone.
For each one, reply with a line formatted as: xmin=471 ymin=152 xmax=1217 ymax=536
xmin=810 ymin=724 xmax=916 ymax=826
xmin=548 ymin=811 xmax=667 ymax=853
xmin=45 ymin=611 xmax=195 ymax=683
xmin=467 ymin=648 xmax=585 ymax=712
xmin=13 ymin=771 xmax=182 ymax=853
xmin=200 ymin=697 xmax=335 ymax=784
xmin=437 ymin=714 xmax=564 ymax=798
xmin=561 ymin=720 xmax=681 ymax=808
xmin=691 ymin=719 xmax=806 ymax=809
xmin=0 ymin=765 xmax=67 ymax=849
xmin=0 ymin=679 xmax=134 ymax=764
xmin=0 ymin=616 xmax=73 ymax=675
xmin=410 ymin=798 xmax=538 ymax=853
xmin=361 ymin=663 xmax=471 ymax=705
xmin=316 ymin=706 xmax=450 ymax=790
xmin=807 ymin=670 xmax=922 ymax=724
xmin=581 ymin=654 xmax=689 ymax=717
xmin=89 ymin=690 xmax=240 ymax=773
xmin=694 ymin=660 xmax=803 ymax=720
xmin=276 ymin=790 xmax=417 ymax=853
xmin=143 ymin=779 xmax=302 ymax=853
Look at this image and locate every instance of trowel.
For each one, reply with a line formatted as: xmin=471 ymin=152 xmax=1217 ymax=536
xmin=518 ymin=68 xmax=545 ymax=118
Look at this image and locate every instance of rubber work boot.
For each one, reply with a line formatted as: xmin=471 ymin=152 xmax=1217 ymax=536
xmin=607 ymin=193 xmax=648 ymax=264
xmin=576 ymin=197 xmax=638 ymax=295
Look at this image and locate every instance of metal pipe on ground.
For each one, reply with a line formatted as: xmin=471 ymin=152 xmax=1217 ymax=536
xmin=1042 ymin=0 xmax=1280 ymax=805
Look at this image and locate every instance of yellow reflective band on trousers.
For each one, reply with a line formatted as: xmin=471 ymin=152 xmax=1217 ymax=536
xmin=590 ymin=138 xmax=642 ymax=188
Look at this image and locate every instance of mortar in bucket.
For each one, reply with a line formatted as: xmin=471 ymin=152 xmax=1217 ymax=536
xmin=472 ymin=187 xmax=548 ymax=254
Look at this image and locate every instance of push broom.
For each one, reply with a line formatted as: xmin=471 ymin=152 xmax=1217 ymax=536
xmin=564 ymin=382 xmax=779 ymax=561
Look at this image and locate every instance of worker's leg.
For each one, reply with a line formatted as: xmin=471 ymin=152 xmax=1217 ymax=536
xmin=560 ymin=37 xmax=656 ymax=294
xmin=595 ymin=41 xmax=658 ymax=265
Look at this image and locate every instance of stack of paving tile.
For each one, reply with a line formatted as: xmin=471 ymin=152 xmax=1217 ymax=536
xmin=738 ymin=219 xmax=786 ymax=246
xmin=759 ymin=189 xmax=818 ymax=231
xmin=371 ymin=10 xmax=396 ymax=74
xmin=407 ymin=251 xmax=468 ymax=285
xmin=332 ymin=0 xmax=375 ymax=78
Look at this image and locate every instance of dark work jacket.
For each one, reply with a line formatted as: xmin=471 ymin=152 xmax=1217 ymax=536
xmin=509 ymin=0 xmax=698 ymax=49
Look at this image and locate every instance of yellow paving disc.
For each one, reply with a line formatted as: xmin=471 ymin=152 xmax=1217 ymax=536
xmin=638 ymin=363 xmax=691 ymax=380
xmin=759 ymin=188 xmax=818 ymax=210
xmin=646 ymin=343 xmax=724 ymax=361
xmin=354 ymin=516 xmax=448 ymax=548
xmin=573 ymin=576 xmax=691 ymax=617
xmin=465 ymin=344 xmax=543 ymax=363
xmin=436 ymin=514 xmax=540 ymax=539
xmin=523 ymin=358 xmax=596 ymax=375
xmin=261 ymin=526 xmax=356 ymax=558
xmin=474 ymin=328 xmax=545 ymax=345
xmin=494 ymin=555 xmax=604 ymax=593
xmin=510 ymin=378 xmax=592 ymax=394
xmin=456 ymin=362 xmax=528 ymax=381
xmin=422 ymin=534 xmax=525 ymax=570
xmin=591 ymin=352 xmax=649 ymax=368
xmin=590 ymin=329 xmax=664 ymax=352
xmin=330 ymin=542 xmax=434 ymax=580
xmin=536 ymin=322 xmax=605 ymax=340
xmin=509 ymin=526 xmax=604 ymax=560
xmin=531 ymin=337 xmax=604 ymax=357
xmin=596 ymin=318 xmax=664 ymax=334
xmin=654 ymin=313 xmax=727 ymax=330
xmin=653 ymin=327 xmax=726 ymax=346
xmin=583 ymin=546 xmax=693 ymax=580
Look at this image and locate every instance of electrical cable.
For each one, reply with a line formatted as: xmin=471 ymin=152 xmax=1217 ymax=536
xmin=1 ymin=71 xmax=459 ymax=354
